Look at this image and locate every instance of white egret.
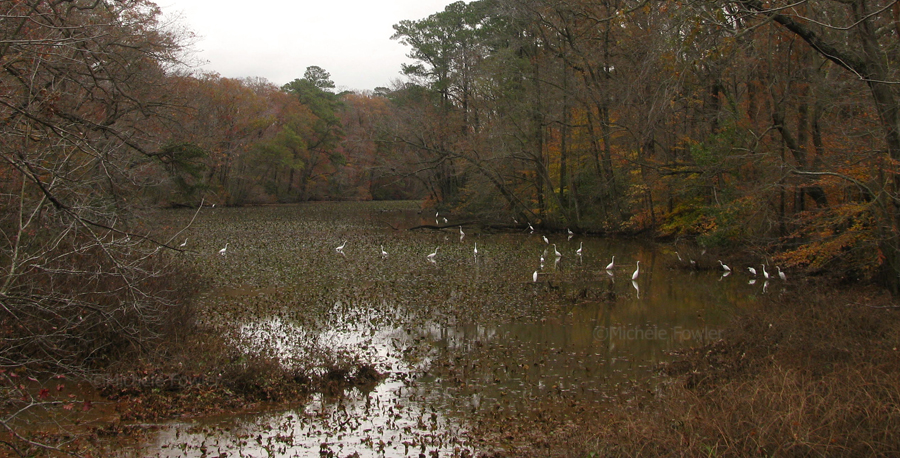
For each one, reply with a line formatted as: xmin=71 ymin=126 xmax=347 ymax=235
xmin=576 ymin=242 xmax=583 ymax=256
xmin=761 ymin=264 xmax=769 ymax=279
xmin=567 ymin=228 xmax=574 ymax=236
xmin=777 ymin=266 xmax=787 ymax=281
xmin=542 ymin=235 xmax=549 ymax=244
xmin=533 ymin=270 xmax=538 ymax=282
xmin=427 ymin=247 xmax=439 ymax=261
xmin=218 ymin=243 xmax=228 ymax=256
xmin=606 ymin=256 xmax=615 ymax=271
xmin=552 ymin=243 xmax=562 ymax=258
xmin=381 ymin=245 xmax=388 ymax=259
xmin=336 ymin=240 xmax=346 ymax=253
xmin=748 ymin=266 xmax=757 ymax=276
xmin=528 ymin=223 xmax=534 ymax=233
xmin=718 ymin=260 xmax=731 ymax=271
xmin=179 ymin=238 xmax=187 ymax=247
xmin=540 ymin=254 xmax=545 ymax=269
xmin=473 ymin=242 xmax=478 ymax=258
xmin=459 ymin=226 xmax=465 ymax=242
xmin=443 ymin=217 xmax=448 ymax=223
xmin=632 ymin=260 xmax=641 ymax=280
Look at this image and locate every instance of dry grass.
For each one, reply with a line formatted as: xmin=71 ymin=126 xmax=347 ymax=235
xmin=479 ymin=282 xmax=900 ymax=457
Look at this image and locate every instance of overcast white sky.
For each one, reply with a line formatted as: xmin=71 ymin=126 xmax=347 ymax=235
xmin=159 ymin=0 xmax=459 ymax=92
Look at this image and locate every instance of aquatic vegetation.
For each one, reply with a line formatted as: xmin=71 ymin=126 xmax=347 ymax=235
xmin=118 ymin=201 xmax=754 ymax=456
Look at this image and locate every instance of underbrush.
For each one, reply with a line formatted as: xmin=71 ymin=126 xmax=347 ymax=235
xmin=478 ymin=282 xmax=900 ymax=457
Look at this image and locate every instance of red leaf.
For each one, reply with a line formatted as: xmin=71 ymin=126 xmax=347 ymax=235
xmin=38 ymin=388 xmax=50 ymax=400
xmin=82 ymin=400 xmax=92 ymax=411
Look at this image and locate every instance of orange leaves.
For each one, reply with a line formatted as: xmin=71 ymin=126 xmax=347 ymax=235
xmin=777 ymin=203 xmax=879 ymax=276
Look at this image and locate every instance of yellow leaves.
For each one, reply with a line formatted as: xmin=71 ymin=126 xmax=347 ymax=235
xmin=777 ymin=203 xmax=879 ymax=276
xmin=657 ymin=201 xmax=718 ymax=238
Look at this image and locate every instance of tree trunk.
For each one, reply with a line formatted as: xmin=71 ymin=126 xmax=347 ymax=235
xmin=739 ymin=0 xmax=900 ymax=291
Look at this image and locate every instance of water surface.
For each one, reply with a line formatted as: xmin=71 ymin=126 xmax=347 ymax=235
xmin=118 ymin=202 xmax=767 ymax=457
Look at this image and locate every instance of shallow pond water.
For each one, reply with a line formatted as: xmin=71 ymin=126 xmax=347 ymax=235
xmin=115 ymin=202 xmax=772 ymax=457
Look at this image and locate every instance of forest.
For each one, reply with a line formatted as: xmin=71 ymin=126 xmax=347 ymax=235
xmin=3 ymin=0 xmax=897 ymax=290
xmin=1 ymin=0 xmax=900 ymax=454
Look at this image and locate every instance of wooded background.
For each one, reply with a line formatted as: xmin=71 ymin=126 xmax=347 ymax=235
xmin=2 ymin=0 xmax=899 ymax=353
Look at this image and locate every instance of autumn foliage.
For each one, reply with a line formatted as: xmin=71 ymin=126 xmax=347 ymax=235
xmin=2 ymin=0 xmax=900 ymax=379
xmin=382 ymin=0 xmax=900 ymax=290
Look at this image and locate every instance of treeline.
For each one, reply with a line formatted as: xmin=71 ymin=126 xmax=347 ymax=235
xmin=380 ymin=0 xmax=900 ymax=290
xmin=152 ymin=68 xmax=424 ymax=205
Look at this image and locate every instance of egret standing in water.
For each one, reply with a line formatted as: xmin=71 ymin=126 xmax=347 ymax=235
xmin=542 ymin=235 xmax=549 ymax=244
xmin=528 ymin=223 xmax=534 ymax=233
xmin=552 ymin=243 xmax=562 ymax=258
xmin=748 ymin=266 xmax=757 ymax=276
xmin=533 ymin=270 xmax=538 ymax=282
xmin=777 ymin=266 xmax=787 ymax=281
xmin=576 ymin=242 xmax=583 ymax=257
xmin=606 ymin=256 xmax=615 ymax=271
xmin=427 ymin=247 xmax=439 ymax=262
xmin=459 ymin=226 xmax=465 ymax=242
xmin=632 ymin=260 xmax=641 ymax=280
xmin=761 ymin=264 xmax=769 ymax=279
xmin=380 ymin=245 xmax=388 ymax=259
xmin=718 ymin=260 xmax=731 ymax=271
xmin=336 ymin=240 xmax=346 ymax=254
xmin=218 ymin=243 xmax=228 ymax=256
xmin=473 ymin=242 xmax=478 ymax=259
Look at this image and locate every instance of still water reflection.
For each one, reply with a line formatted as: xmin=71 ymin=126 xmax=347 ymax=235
xmin=118 ymin=203 xmax=767 ymax=457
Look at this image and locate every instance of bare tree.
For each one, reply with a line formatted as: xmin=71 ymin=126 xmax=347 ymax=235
xmin=0 ymin=0 xmax=194 ymax=449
